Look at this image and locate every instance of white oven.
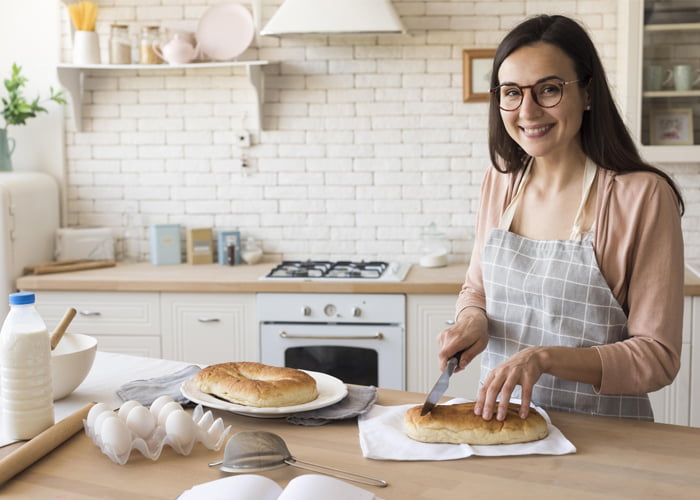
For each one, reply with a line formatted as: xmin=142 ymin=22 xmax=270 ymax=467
xmin=258 ymin=293 xmax=405 ymax=390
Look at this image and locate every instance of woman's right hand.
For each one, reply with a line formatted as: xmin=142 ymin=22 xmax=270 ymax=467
xmin=437 ymin=307 xmax=488 ymax=372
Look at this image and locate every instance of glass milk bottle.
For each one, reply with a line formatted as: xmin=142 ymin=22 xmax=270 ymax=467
xmin=0 ymin=292 xmax=55 ymax=439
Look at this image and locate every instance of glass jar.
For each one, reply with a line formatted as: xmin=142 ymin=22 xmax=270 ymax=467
xmin=419 ymin=222 xmax=449 ymax=268
xmin=109 ymin=24 xmax=131 ymax=64
xmin=139 ymin=26 xmax=162 ymax=64
xmin=241 ymin=237 xmax=263 ymax=265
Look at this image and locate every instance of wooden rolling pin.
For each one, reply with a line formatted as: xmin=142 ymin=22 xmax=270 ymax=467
xmin=0 ymin=402 xmax=95 ymax=485
xmin=24 ymin=260 xmax=116 ymax=275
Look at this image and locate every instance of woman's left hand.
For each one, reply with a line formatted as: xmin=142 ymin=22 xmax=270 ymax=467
xmin=474 ymin=346 xmax=546 ymax=421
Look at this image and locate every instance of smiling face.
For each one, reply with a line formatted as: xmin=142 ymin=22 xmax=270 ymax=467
xmin=496 ymin=42 xmax=589 ymax=165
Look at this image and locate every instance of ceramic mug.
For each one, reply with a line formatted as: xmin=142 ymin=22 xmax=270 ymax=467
xmin=643 ymin=65 xmax=672 ymax=91
xmin=673 ymin=64 xmax=700 ymax=91
xmin=73 ymin=30 xmax=101 ymax=65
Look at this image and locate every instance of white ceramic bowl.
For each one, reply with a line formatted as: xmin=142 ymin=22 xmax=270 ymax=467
xmin=51 ymin=333 xmax=98 ymax=400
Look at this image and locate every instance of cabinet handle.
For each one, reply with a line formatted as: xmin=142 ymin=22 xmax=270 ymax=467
xmin=79 ymin=310 xmax=101 ymax=317
xmin=197 ymin=317 xmax=221 ymax=323
xmin=279 ymin=331 xmax=384 ymax=340
xmin=445 ymin=320 xmax=455 ymax=325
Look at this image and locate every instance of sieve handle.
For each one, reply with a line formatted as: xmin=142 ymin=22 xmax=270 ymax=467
xmin=285 ymin=457 xmax=388 ymax=488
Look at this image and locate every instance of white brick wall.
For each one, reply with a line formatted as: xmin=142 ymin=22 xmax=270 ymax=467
xmin=59 ymin=0 xmax=700 ymax=264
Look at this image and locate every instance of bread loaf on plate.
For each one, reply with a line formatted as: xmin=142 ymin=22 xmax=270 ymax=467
xmin=404 ymin=402 xmax=548 ymax=445
xmin=193 ymin=362 xmax=318 ymax=408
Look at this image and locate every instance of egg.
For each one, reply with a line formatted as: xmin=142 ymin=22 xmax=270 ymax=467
xmin=86 ymin=402 xmax=111 ymax=431
xmin=100 ymin=417 xmax=132 ymax=457
xmin=149 ymin=395 xmax=174 ymax=418
xmin=93 ymin=411 xmax=118 ymax=436
xmin=118 ymin=400 xmax=142 ymax=421
xmin=165 ymin=409 xmax=195 ymax=448
xmin=126 ymin=405 xmax=157 ymax=439
xmin=157 ymin=401 xmax=183 ymax=427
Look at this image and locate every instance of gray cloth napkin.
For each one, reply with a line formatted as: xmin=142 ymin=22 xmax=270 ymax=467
xmin=116 ymin=365 xmax=201 ymax=406
xmin=286 ymin=385 xmax=378 ymax=426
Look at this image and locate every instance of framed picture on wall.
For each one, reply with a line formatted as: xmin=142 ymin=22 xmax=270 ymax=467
xmin=462 ymin=49 xmax=496 ymax=103
xmin=650 ymin=108 xmax=694 ymax=145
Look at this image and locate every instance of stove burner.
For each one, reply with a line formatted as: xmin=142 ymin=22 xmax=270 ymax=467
xmin=266 ymin=261 xmax=389 ymax=279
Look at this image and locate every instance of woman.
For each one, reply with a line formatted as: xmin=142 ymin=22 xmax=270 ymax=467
xmin=439 ymin=15 xmax=684 ymax=422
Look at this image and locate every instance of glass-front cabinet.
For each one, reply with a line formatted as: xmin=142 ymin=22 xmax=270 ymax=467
xmin=618 ymin=0 xmax=700 ymax=163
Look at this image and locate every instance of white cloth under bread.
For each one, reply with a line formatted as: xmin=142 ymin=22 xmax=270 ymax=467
xmin=357 ymin=398 xmax=576 ymax=460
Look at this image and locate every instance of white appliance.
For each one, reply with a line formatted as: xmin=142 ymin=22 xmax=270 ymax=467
xmin=260 ymin=260 xmax=411 ymax=282
xmin=258 ymin=293 xmax=405 ymax=390
xmin=0 ymin=172 xmax=60 ymax=316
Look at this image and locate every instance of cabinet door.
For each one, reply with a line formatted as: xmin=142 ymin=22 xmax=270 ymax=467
xmin=32 ymin=291 xmax=161 ymax=357
xmin=406 ymin=295 xmax=481 ymax=399
xmin=617 ymin=0 xmax=700 ymax=163
xmin=691 ymin=297 xmax=700 ymax=427
xmin=161 ymin=292 xmax=257 ymax=365
xmin=648 ymin=296 xmax=692 ymax=426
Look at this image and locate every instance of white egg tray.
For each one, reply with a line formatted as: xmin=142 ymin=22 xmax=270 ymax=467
xmin=83 ymin=395 xmax=232 ymax=465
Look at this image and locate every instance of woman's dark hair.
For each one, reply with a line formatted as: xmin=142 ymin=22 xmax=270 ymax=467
xmin=488 ymin=14 xmax=684 ymax=214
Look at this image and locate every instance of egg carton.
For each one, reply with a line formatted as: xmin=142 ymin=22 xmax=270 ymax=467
xmin=83 ymin=395 xmax=231 ymax=465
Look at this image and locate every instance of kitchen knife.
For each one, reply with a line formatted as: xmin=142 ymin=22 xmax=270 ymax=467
xmin=420 ymin=350 xmax=464 ymax=416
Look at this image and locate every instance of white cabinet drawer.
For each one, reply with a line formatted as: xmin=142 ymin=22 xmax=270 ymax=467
xmin=161 ymin=292 xmax=257 ymax=365
xmin=32 ymin=291 xmax=160 ymax=336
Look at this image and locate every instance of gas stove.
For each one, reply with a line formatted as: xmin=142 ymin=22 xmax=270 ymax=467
xmin=261 ymin=260 xmax=411 ymax=282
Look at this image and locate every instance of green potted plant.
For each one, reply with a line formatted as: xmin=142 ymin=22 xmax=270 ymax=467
xmin=1 ymin=63 xmax=65 ymax=171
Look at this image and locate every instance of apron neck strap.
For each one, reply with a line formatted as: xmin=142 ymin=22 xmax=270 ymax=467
xmin=498 ymin=157 xmax=597 ymax=241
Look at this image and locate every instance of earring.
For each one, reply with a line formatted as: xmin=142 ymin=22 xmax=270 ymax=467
xmin=585 ymin=105 xmax=591 ymax=111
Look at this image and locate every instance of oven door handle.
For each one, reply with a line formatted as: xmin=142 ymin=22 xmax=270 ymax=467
xmin=279 ymin=331 xmax=384 ymax=340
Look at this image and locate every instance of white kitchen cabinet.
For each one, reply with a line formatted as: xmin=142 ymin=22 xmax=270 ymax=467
xmin=648 ymin=296 xmax=693 ymax=425
xmin=32 ymin=290 xmax=161 ymax=357
xmin=690 ymin=296 xmax=700 ymax=427
xmin=160 ymin=292 xmax=257 ymax=366
xmin=406 ymin=294 xmax=481 ymax=400
xmin=617 ymin=0 xmax=700 ymax=163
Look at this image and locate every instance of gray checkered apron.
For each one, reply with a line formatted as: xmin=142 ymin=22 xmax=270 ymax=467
xmin=480 ymin=158 xmax=653 ymax=420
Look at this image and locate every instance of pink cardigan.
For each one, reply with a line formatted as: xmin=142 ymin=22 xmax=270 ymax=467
xmin=457 ymin=165 xmax=684 ymax=395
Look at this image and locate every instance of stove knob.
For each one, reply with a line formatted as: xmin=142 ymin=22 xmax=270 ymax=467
xmin=352 ymin=307 xmax=362 ymax=318
xmin=302 ymin=306 xmax=311 ymax=316
xmin=324 ymin=304 xmax=337 ymax=317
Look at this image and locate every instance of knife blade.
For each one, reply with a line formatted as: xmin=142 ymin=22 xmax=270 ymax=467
xmin=420 ymin=350 xmax=464 ymax=416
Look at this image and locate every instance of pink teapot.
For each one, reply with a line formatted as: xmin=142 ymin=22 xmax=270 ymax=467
xmin=153 ymin=33 xmax=198 ymax=65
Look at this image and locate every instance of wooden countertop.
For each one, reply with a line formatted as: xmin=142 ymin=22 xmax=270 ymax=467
xmin=16 ymin=261 xmax=468 ymax=295
xmin=16 ymin=261 xmax=700 ymax=296
xmin=2 ymin=388 xmax=699 ymax=499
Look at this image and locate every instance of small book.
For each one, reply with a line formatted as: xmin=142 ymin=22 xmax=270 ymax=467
xmin=178 ymin=474 xmax=382 ymax=500
xmin=186 ymin=227 xmax=213 ymax=265
xmin=149 ymin=224 xmax=181 ymax=265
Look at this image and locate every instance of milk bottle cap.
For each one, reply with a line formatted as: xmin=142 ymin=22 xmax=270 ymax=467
xmin=9 ymin=292 xmax=36 ymax=305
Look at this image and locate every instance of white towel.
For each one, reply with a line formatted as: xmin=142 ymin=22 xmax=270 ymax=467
xmin=357 ymin=398 xmax=576 ymax=460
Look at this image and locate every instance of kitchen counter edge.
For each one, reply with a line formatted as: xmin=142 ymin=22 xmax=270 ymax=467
xmin=16 ymin=262 xmax=700 ymax=296
xmin=15 ymin=262 xmax=469 ymax=294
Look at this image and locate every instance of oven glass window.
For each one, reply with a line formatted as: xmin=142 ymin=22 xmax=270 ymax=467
xmin=285 ymin=346 xmax=378 ymax=386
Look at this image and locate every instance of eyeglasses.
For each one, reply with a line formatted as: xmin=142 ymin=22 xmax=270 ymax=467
xmin=490 ymin=79 xmax=581 ymax=111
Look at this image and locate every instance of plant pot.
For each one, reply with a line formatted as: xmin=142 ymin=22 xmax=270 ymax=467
xmin=0 ymin=128 xmax=15 ymax=172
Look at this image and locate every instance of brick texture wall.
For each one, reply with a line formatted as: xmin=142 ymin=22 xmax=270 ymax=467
xmin=60 ymin=0 xmax=698 ymax=264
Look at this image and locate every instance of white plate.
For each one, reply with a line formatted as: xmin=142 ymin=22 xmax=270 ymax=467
xmin=196 ymin=3 xmax=255 ymax=61
xmin=180 ymin=370 xmax=348 ymax=417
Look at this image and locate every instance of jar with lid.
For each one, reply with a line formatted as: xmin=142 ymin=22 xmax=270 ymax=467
xmin=419 ymin=222 xmax=449 ymax=268
xmin=109 ymin=24 xmax=131 ymax=64
xmin=0 ymin=292 xmax=55 ymax=440
xmin=139 ymin=26 xmax=162 ymax=64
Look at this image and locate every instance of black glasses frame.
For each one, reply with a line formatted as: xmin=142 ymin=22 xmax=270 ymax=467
xmin=490 ymin=79 xmax=581 ymax=111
